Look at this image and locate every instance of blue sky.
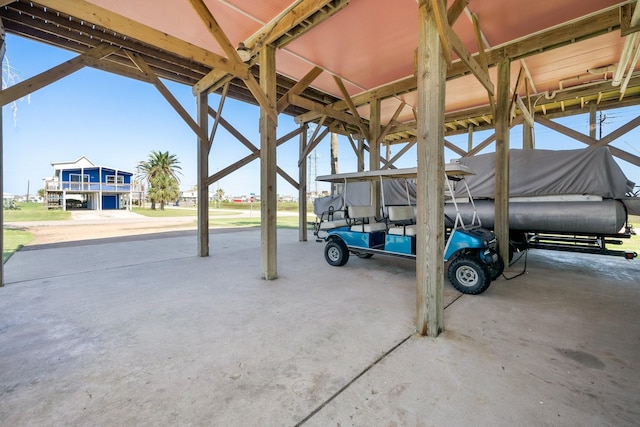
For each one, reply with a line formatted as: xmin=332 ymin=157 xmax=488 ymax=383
xmin=2 ymin=33 xmax=640 ymax=198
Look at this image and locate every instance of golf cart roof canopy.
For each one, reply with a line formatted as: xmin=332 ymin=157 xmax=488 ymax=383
xmin=316 ymin=163 xmax=474 ymax=183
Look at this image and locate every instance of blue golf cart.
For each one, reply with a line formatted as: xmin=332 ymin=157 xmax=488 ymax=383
xmin=313 ymin=164 xmax=503 ymax=295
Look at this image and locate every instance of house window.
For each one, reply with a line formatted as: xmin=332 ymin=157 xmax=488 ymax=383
xmin=70 ymin=174 xmax=89 ymax=183
xmin=106 ymin=175 xmax=124 ymax=184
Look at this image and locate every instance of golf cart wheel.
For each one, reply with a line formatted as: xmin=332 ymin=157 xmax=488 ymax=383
xmin=488 ymin=254 xmax=505 ymax=281
xmin=356 ymin=252 xmax=374 ymax=259
xmin=448 ymin=256 xmax=491 ymax=295
xmin=325 ymin=239 xmax=350 ymax=266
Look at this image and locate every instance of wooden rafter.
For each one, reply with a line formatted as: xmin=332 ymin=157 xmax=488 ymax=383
xmin=34 ymin=0 xmax=249 ymax=79
xmin=193 ymin=0 xmax=345 ymax=95
xmin=382 ymin=141 xmax=416 ymax=169
xmin=447 ymin=0 xmax=469 ymax=25
xmin=471 ymin=11 xmax=496 ymax=115
xmin=290 ymin=94 xmax=363 ymax=128
xmin=333 ymin=75 xmax=370 ymax=141
xmin=209 ymin=81 xmax=230 ymax=149
xmin=246 ymin=0 xmax=349 ymax=50
xmin=429 ymin=0 xmax=452 ymax=65
xmin=595 ymin=115 xmax=640 ymax=147
xmin=444 ymin=139 xmax=468 ymax=157
xmin=379 ymin=102 xmax=407 ymax=144
xmin=466 ymin=116 xmax=523 ymax=156
xmin=277 ymin=66 xmax=324 ymax=113
xmin=188 ymin=0 xmax=277 ymax=123
xmin=446 ymin=25 xmax=494 ymax=95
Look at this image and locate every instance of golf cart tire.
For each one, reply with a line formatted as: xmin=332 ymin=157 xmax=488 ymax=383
xmin=325 ymin=239 xmax=350 ymax=266
xmin=448 ymin=255 xmax=491 ymax=295
xmin=488 ymin=254 xmax=505 ymax=280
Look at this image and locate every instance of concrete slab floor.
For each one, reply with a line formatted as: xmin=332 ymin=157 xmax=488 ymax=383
xmin=0 ymin=229 xmax=638 ymax=426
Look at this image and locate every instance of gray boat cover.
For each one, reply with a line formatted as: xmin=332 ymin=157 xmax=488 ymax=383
xmin=455 ymin=147 xmax=635 ymax=199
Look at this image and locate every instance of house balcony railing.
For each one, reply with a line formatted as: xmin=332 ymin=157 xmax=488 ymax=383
xmin=44 ymin=181 xmax=144 ymax=193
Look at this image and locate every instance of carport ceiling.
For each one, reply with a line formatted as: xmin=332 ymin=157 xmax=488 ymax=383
xmin=2 ymin=0 xmax=639 ymax=141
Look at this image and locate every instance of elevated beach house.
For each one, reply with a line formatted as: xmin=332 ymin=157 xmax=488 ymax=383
xmin=44 ymin=156 xmax=138 ymax=210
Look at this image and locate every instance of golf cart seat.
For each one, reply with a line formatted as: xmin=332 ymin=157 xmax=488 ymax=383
xmin=318 ymin=207 xmax=349 ymax=230
xmin=387 ymin=205 xmax=416 ymax=236
xmin=348 ymin=205 xmax=387 ymax=232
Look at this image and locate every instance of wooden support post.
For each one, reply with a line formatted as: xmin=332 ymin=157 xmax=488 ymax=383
xmin=523 ymin=121 xmax=534 ymax=149
xmin=495 ymin=55 xmax=511 ymax=267
xmin=0 ymin=77 xmax=4 ymax=287
xmin=589 ymin=103 xmax=597 ymax=139
xmin=197 ymin=91 xmax=209 ymax=257
xmin=357 ymin=136 xmax=365 ymax=172
xmin=299 ymin=124 xmax=308 ymax=242
xmin=416 ymin=0 xmax=446 ymax=337
xmin=260 ymin=44 xmax=278 ymax=280
xmin=369 ymin=98 xmax=381 ymax=211
xmin=467 ymin=124 xmax=474 ymax=152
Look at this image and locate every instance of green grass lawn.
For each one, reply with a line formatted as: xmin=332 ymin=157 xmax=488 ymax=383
xmin=3 ymin=202 xmax=71 ymax=221
xmin=620 ymin=215 xmax=640 ymax=253
xmin=3 ymin=228 xmax=33 ymax=263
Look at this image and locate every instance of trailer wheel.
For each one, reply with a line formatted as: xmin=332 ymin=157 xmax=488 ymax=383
xmin=448 ymin=256 xmax=491 ymax=295
xmin=325 ymin=240 xmax=350 ymax=266
xmin=356 ymin=252 xmax=374 ymax=259
xmin=488 ymin=255 xmax=505 ymax=280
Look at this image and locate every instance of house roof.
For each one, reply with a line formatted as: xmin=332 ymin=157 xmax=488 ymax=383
xmin=51 ymin=156 xmax=96 ymax=170
xmin=51 ymin=156 xmax=132 ymax=175
xmin=3 ymin=1 xmax=640 ymax=143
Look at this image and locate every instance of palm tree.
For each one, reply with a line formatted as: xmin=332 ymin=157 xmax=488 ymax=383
xmin=147 ymin=174 xmax=180 ymax=210
xmin=138 ymin=151 xmax=182 ymax=209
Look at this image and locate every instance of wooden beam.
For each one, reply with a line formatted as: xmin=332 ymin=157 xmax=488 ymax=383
xmin=416 ymin=0 xmax=446 ymax=337
xmin=429 ymin=0 xmax=452 ymax=65
xmin=188 ymin=0 xmax=278 ymax=124
xmin=208 ymin=107 xmax=259 ymax=154
xmin=208 ymin=81 xmax=230 ymax=149
xmin=383 ymin=141 xmax=416 ymax=169
xmin=446 ymin=25 xmax=494 ymax=95
xmin=248 ymin=0 xmax=344 ymax=48
xmin=277 ymin=167 xmax=298 ymax=189
xmin=277 ymin=66 xmax=323 ymax=113
xmin=515 ymin=96 xmax=534 ymax=127
xmin=333 ymin=75 xmax=370 ymax=141
xmin=188 ymin=0 xmax=245 ymax=63
xmin=0 ymin=43 xmax=118 ymax=106
xmin=35 ymin=0 xmax=249 ymax=79
xmin=596 ymin=115 xmax=640 ymax=147
xmin=206 ymin=152 xmax=259 ymax=186
xmin=193 ymin=69 xmax=229 ymax=96
xmin=289 ymin=94 xmax=364 ymax=128
xmin=125 ymin=51 xmax=209 ymax=143
xmin=447 ymin=0 xmax=469 ymax=25
xmin=379 ymin=102 xmax=406 ymax=144
xmin=535 ymin=115 xmax=640 ymax=166
xmin=445 ymin=139 xmax=468 ymax=157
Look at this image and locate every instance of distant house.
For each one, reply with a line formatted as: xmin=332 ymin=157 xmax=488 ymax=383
xmin=43 ymin=156 xmax=139 ymax=211
xmin=180 ymin=189 xmax=213 ymax=205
